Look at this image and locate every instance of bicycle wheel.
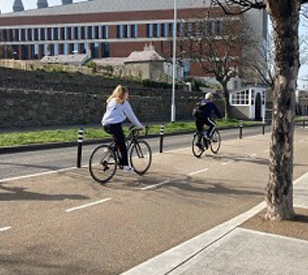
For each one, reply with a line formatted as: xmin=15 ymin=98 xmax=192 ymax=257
xmin=192 ymin=133 xmax=204 ymax=158
xmin=130 ymin=140 xmax=152 ymax=175
xmin=210 ymin=130 xmax=221 ymax=154
xmin=89 ymin=145 xmax=117 ymax=184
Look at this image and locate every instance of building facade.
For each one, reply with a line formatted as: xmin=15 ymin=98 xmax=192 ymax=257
xmin=0 ymin=0 xmax=267 ymax=77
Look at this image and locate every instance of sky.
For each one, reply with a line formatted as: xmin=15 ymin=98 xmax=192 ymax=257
xmin=0 ymin=0 xmax=308 ymax=89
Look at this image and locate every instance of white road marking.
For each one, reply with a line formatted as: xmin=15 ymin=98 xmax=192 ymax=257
xmin=0 ymin=167 xmax=77 ymax=183
xmin=66 ymin=198 xmax=112 ymax=212
xmin=188 ymin=168 xmax=209 ymax=176
xmin=0 ymin=227 xmax=12 ymax=232
xmin=250 ymin=154 xmax=257 ymax=157
xmin=222 ymin=160 xmax=235 ymax=165
xmin=141 ymin=180 xmax=172 ymax=190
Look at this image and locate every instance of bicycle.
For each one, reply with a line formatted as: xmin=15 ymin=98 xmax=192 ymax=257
xmin=89 ymin=125 xmax=152 ymax=184
xmin=192 ymin=129 xmax=221 ymax=158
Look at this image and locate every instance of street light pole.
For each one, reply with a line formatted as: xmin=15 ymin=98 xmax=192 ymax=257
xmin=171 ymin=0 xmax=177 ymax=123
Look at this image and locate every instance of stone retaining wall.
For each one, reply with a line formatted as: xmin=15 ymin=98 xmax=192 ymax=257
xmin=0 ymin=88 xmax=225 ymax=129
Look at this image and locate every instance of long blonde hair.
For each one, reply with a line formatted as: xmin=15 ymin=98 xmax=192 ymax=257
xmin=107 ymin=85 xmax=129 ymax=104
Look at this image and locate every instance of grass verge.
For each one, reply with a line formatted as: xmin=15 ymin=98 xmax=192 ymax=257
xmin=0 ymin=119 xmax=262 ymax=147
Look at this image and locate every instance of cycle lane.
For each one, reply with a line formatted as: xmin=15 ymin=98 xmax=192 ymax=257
xmin=0 ymin=131 xmax=307 ymax=274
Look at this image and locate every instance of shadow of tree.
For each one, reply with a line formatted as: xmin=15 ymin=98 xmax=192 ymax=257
xmin=0 ymin=183 xmax=89 ymax=202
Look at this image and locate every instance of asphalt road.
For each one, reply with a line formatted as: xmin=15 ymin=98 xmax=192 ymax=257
xmin=0 ymin=128 xmax=307 ymax=275
xmin=0 ymin=125 xmax=268 ymax=181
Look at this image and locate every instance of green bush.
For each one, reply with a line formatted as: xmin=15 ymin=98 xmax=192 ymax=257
xmin=86 ymin=61 xmax=97 ymax=73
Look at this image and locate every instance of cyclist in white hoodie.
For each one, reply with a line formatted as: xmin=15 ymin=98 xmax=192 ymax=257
xmin=102 ymin=85 xmax=144 ymax=172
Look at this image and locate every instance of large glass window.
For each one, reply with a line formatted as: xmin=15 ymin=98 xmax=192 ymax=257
xmin=67 ymin=27 xmax=72 ymax=40
xmin=74 ymin=27 xmax=79 ymax=40
xmin=130 ymin=25 xmax=138 ymax=38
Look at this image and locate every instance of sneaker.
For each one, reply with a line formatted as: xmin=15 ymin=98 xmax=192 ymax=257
xmin=122 ymin=165 xmax=134 ymax=172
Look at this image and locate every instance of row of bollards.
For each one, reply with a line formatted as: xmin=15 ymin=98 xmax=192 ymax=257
xmin=78 ymin=119 xmax=304 ymax=167
xmin=76 ymin=124 xmax=165 ymax=168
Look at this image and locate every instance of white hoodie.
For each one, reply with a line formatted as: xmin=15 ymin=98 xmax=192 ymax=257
xmin=101 ymin=98 xmax=143 ymax=128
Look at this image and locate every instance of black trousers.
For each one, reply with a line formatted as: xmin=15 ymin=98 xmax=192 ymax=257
xmin=195 ymin=117 xmax=216 ymax=138
xmin=104 ymin=123 xmax=128 ymax=166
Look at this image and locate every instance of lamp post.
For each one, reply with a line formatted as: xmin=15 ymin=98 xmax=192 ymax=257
xmin=171 ymin=0 xmax=177 ymax=123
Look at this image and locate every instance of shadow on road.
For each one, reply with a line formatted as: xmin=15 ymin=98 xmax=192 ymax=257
xmin=0 ymin=183 xmax=89 ymax=201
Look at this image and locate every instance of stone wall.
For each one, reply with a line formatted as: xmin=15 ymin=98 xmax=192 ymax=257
xmin=0 ymin=88 xmax=225 ymax=129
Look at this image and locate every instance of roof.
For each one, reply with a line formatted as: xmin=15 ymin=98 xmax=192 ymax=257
xmin=0 ymin=0 xmax=210 ymax=18
xmin=124 ymin=49 xmax=171 ymax=63
xmin=41 ymin=54 xmax=90 ymax=65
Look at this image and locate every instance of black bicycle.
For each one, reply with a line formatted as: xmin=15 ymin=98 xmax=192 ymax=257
xmin=89 ymin=125 xmax=152 ymax=184
xmin=192 ymin=129 xmax=221 ymax=158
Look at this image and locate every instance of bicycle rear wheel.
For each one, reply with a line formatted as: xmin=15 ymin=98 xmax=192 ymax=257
xmin=192 ymin=133 xmax=204 ymax=158
xmin=210 ymin=130 xmax=221 ymax=154
xmin=130 ymin=140 xmax=152 ymax=175
xmin=89 ymin=145 xmax=117 ymax=184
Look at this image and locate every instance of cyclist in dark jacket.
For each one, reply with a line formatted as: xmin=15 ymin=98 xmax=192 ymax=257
xmin=194 ymin=92 xmax=222 ymax=140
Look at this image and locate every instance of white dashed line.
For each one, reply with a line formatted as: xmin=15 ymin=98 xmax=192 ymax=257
xmin=250 ymin=154 xmax=257 ymax=157
xmin=188 ymin=168 xmax=209 ymax=176
xmin=141 ymin=180 xmax=172 ymax=190
xmin=66 ymin=198 xmax=112 ymax=212
xmin=0 ymin=227 xmax=12 ymax=232
xmin=0 ymin=167 xmax=77 ymax=183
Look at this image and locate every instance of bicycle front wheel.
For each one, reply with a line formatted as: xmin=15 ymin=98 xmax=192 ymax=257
xmin=210 ymin=130 xmax=221 ymax=154
xmin=192 ymin=133 xmax=204 ymax=158
xmin=130 ymin=140 xmax=152 ymax=175
xmin=89 ymin=145 xmax=117 ymax=184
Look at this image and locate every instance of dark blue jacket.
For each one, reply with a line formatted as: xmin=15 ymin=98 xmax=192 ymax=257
xmin=198 ymin=100 xmax=222 ymax=119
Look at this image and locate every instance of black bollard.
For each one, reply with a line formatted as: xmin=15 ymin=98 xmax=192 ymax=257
xmin=159 ymin=124 xmax=165 ymax=153
xmin=239 ymin=120 xmax=243 ymax=139
xmin=77 ymin=128 xmax=84 ymax=168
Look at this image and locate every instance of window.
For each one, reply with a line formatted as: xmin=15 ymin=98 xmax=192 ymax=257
xmin=168 ymin=23 xmax=173 ymax=37
xmin=67 ymin=27 xmax=72 ymax=40
xmin=123 ymin=25 xmax=129 ymax=38
xmin=102 ymin=26 xmax=108 ymax=39
xmin=27 ymin=29 xmax=33 ymax=41
xmin=47 ymin=28 xmax=52 ymax=40
xmin=34 ymin=29 xmax=39 ymax=41
xmin=53 ymin=28 xmax=59 ymax=40
xmin=161 ymin=23 xmax=167 ymax=37
xmin=117 ymin=25 xmax=123 ymax=38
xmin=59 ymin=28 xmax=64 ymax=40
xmin=14 ymin=29 xmax=20 ymax=41
xmin=146 ymin=24 xmax=152 ymax=38
xmin=80 ymin=27 xmax=85 ymax=39
xmin=153 ymin=24 xmax=158 ymax=37
xmin=131 ymin=25 xmax=138 ymax=38
xmin=73 ymin=27 xmax=78 ymax=40
xmin=94 ymin=26 xmax=99 ymax=39
xmin=87 ymin=26 xmax=93 ymax=39
xmin=21 ymin=29 xmax=26 ymax=41
xmin=231 ymin=90 xmax=250 ymax=105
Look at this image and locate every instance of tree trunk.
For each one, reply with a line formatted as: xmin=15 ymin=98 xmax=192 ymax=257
xmin=265 ymin=1 xmax=300 ymax=221
xmin=222 ymin=84 xmax=230 ymax=119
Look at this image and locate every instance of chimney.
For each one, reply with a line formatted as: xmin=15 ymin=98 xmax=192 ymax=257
xmin=37 ymin=0 xmax=48 ymax=9
xmin=13 ymin=0 xmax=24 ymax=12
xmin=62 ymin=0 xmax=73 ymax=4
